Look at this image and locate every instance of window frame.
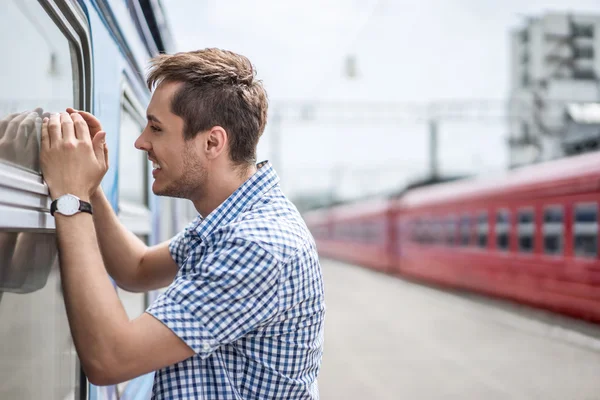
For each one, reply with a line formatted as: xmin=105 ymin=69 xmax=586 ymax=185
xmin=517 ymin=207 xmax=535 ymax=253
xmin=543 ymin=205 xmax=564 ymax=256
xmin=476 ymin=211 xmax=488 ymax=249
xmin=573 ymin=202 xmax=598 ymax=259
xmin=495 ymin=209 xmax=511 ymax=251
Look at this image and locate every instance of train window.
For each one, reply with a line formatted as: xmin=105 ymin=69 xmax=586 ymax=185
xmin=477 ymin=212 xmax=488 ymax=248
xmin=0 ymin=0 xmax=76 ymax=172
xmin=496 ymin=210 xmax=510 ymax=251
xmin=119 ymin=99 xmax=148 ymax=205
xmin=573 ymin=203 xmax=598 ymax=258
xmin=445 ymin=216 xmax=457 ymax=246
xmin=460 ymin=215 xmax=471 ymax=246
xmin=543 ymin=206 xmax=563 ymax=255
xmin=0 ymin=0 xmax=90 ymax=399
xmin=432 ymin=219 xmax=444 ymax=244
xmin=517 ymin=209 xmax=535 ymax=253
xmin=117 ymin=88 xmax=151 ymax=237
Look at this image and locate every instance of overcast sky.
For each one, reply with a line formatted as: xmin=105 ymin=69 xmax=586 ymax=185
xmin=162 ymin=0 xmax=600 ymax=200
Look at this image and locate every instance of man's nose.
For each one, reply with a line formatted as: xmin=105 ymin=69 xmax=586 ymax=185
xmin=134 ymin=132 xmax=149 ymax=151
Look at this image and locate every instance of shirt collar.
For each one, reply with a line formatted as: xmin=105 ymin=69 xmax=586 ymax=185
xmin=190 ymin=161 xmax=279 ymax=240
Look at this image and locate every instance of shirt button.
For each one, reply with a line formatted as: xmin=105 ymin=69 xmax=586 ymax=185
xmin=203 ymin=343 xmax=210 ymax=351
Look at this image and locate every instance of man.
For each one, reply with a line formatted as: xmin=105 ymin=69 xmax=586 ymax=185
xmin=39 ymin=48 xmax=325 ymax=399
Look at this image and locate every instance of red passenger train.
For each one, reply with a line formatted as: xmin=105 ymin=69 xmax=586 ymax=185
xmin=304 ymin=152 xmax=600 ymax=323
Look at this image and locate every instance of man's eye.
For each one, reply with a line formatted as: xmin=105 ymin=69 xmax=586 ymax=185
xmin=150 ymin=125 xmax=161 ymax=132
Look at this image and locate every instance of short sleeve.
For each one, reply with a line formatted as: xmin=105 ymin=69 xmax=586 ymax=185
xmin=146 ymin=238 xmax=281 ymax=358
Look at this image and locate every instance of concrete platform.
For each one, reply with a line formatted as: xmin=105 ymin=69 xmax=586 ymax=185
xmin=317 ymin=259 xmax=600 ymax=400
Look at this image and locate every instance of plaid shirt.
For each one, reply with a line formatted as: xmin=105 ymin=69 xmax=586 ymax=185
xmin=146 ymin=161 xmax=325 ymax=399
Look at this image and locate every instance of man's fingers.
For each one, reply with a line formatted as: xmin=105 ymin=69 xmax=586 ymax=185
xmin=60 ymin=112 xmax=75 ymax=141
xmin=92 ymin=130 xmax=107 ymax=166
xmin=70 ymin=113 xmax=92 ymax=143
xmin=48 ymin=113 xmax=62 ymax=143
xmin=41 ymin=117 xmax=50 ymax=150
xmin=68 ymin=109 xmax=102 ymax=135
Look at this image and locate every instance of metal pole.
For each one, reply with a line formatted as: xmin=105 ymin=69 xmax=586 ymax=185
xmin=270 ymin=110 xmax=282 ymax=182
xmin=429 ymin=118 xmax=439 ymax=180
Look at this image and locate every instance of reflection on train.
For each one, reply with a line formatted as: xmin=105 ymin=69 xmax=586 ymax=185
xmin=0 ymin=0 xmax=195 ymax=399
xmin=305 ymin=152 xmax=600 ymax=324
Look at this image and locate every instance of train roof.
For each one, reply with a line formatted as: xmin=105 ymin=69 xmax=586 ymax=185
xmin=399 ymin=151 xmax=600 ymax=208
xmin=329 ymin=197 xmax=392 ymax=220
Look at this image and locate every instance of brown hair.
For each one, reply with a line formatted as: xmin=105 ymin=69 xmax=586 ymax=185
xmin=146 ymin=48 xmax=268 ymax=166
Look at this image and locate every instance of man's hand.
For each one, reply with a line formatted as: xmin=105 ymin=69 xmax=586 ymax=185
xmin=40 ymin=112 xmax=108 ymax=200
xmin=65 ymin=108 xmax=108 ymax=197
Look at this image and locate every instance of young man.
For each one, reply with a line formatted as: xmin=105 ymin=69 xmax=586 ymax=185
xmin=39 ymin=48 xmax=325 ymax=399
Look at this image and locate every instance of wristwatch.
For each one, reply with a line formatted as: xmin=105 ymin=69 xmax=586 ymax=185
xmin=50 ymin=194 xmax=93 ymax=217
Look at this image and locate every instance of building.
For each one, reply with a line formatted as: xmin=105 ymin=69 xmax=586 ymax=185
xmin=509 ymin=13 xmax=600 ymax=168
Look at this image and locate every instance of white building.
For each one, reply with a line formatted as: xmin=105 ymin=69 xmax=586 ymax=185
xmin=509 ymin=13 xmax=600 ymax=168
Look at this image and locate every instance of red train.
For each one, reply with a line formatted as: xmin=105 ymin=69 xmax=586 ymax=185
xmin=304 ymin=152 xmax=600 ymax=323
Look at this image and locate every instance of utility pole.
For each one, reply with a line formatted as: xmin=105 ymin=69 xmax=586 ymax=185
xmin=428 ymin=118 xmax=439 ymax=181
xmin=270 ymin=110 xmax=282 ymax=182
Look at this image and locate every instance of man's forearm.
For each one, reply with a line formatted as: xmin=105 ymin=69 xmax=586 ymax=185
xmin=90 ymin=188 xmax=148 ymax=291
xmin=55 ymin=211 xmax=129 ymax=375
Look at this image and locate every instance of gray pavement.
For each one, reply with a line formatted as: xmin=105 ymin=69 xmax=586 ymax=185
xmin=317 ymin=259 xmax=600 ymax=400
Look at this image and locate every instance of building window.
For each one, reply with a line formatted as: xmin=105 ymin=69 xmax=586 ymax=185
xmin=573 ymin=203 xmax=598 ymax=258
xmin=477 ymin=212 xmax=488 ymax=248
xmin=496 ymin=210 xmax=510 ymax=251
xmin=572 ymin=24 xmax=594 ymax=38
xmin=574 ymin=46 xmax=594 ymax=59
xmin=543 ymin=206 xmax=563 ymax=255
xmin=517 ymin=208 xmax=535 ymax=253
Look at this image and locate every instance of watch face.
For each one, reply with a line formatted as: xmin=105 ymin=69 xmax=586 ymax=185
xmin=56 ymin=195 xmax=80 ymax=216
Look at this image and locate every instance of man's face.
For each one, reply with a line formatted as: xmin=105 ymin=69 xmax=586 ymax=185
xmin=135 ymin=81 xmax=208 ymax=199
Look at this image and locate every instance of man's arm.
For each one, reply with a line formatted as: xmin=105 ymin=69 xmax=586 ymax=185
xmin=90 ymin=187 xmax=178 ymax=292
xmin=55 ymin=212 xmax=194 ymax=385
xmin=41 ymin=112 xmax=194 ymax=385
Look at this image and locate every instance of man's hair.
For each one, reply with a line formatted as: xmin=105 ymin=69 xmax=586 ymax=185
xmin=146 ymin=48 xmax=268 ymax=167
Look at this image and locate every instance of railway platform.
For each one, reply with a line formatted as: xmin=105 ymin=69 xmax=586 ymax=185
xmin=317 ymin=259 xmax=600 ymax=400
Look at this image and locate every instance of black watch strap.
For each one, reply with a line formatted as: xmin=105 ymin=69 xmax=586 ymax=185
xmin=79 ymin=200 xmax=93 ymax=215
xmin=50 ymin=198 xmax=93 ymax=216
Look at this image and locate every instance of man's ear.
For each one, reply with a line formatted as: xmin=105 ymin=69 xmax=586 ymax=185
xmin=205 ymin=126 xmax=227 ymax=160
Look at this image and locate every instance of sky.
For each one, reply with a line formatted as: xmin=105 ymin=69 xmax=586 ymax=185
xmin=161 ymin=0 xmax=600 ymax=201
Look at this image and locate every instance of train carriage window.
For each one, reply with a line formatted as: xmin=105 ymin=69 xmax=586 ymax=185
xmin=119 ymin=98 xmax=148 ymax=205
xmin=445 ymin=216 xmax=457 ymax=246
xmin=543 ymin=206 xmax=563 ymax=255
xmin=517 ymin=208 xmax=535 ymax=253
xmin=460 ymin=215 xmax=471 ymax=246
xmin=496 ymin=210 xmax=510 ymax=251
xmin=117 ymin=89 xmax=152 ymax=237
xmin=0 ymin=0 xmax=76 ymax=172
xmin=573 ymin=203 xmax=598 ymax=258
xmin=432 ymin=218 xmax=444 ymax=245
xmin=0 ymin=1 xmax=90 ymax=399
xmin=477 ymin=212 xmax=488 ymax=248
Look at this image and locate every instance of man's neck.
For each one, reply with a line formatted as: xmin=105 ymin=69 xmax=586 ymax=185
xmin=192 ymin=165 xmax=257 ymax=217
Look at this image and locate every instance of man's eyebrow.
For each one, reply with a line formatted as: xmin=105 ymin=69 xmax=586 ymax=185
xmin=147 ymin=114 xmax=162 ymax=124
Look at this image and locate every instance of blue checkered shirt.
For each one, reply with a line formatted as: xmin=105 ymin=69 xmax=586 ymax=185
xmin=146 ymin=162 xmax=325 ymax=399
